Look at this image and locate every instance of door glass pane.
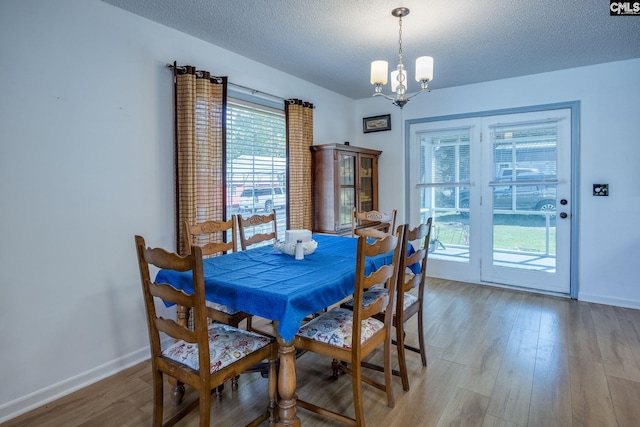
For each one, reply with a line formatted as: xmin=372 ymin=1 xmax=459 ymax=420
xmin=418 ymin=128 xmax=470 ymax=261
xmin=490 ymin=124 xmax=558 ymax=271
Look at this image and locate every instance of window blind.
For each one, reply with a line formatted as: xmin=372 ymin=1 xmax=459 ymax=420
xmin=226 ymin=98 xmax=287 ymax=239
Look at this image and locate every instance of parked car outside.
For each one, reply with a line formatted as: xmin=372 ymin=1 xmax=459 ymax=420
xmin=457 ymin=172 xmax=556 ymax=211
xmin=239 ymin=187 xmax=286 ymax=213
xmin=495 ymin=167 xmax=540 ymax=180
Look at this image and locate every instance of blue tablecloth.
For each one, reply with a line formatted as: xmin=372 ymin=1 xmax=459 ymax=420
xmin=156 ymin=234 xmax=419 ymax=342
xmin=155 ymin=234 xmax=398 ymax=342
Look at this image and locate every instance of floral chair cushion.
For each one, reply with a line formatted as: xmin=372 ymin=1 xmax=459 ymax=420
xmin=162 ymin=323 xmax=271 ymax=374
xmin=342 ymin=287 xmax=417 ymax=313
xmin=206 ymin=300 xmax=241 ymax=315
xmin=341 ymin=288 xmax=388 ymax=309
xmin=296 ymin=307 xmax=385 ymax=349
xmin=399 ymin=293 xmax=418 ymax=311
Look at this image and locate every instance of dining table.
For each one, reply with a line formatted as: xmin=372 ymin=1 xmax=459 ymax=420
xmin=155 ymin=233 xmax=412 ymax=426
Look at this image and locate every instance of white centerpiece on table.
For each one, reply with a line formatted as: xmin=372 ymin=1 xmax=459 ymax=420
xmin=273 ymin=229 xmax=318 ymax=256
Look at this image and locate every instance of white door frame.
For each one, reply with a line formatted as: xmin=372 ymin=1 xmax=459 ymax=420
xmin=480 ymin=109 xmax=571 ymax=293
xmin=404 ymin=101 xmax=580 ymax=298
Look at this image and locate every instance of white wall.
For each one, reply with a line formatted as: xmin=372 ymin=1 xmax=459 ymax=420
xmin=0 ymin=0 xmax=355 ymax=421
xmin=354 ymin=58 xmax=640 ymax=309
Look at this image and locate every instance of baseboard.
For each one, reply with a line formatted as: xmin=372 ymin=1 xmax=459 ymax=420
xmin=0 ymin=346 xmax=151 ymax=423
xmin=428 ymin=274 xmax=640 ymax=310
xmin=577 ymin=292 xmax=640 ymax=310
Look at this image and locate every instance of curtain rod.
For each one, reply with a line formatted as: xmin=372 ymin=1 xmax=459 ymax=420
xmin=166 ymin=63 xmax=290 ymax=103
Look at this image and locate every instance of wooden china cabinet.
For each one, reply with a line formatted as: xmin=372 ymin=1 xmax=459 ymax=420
xmin=311 ymin=143 xmax=382 ymax=235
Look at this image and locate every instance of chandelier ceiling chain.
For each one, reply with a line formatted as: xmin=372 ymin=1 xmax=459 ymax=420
xmin=397 ymin=12 xmax=403 ymax=66
xmin=370 ymin=7 xmax=434 ymax=109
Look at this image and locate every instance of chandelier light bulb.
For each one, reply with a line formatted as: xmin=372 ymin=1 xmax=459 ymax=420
xmin=415 ymin=56 xmax=434 ymax=82
xmin=370 ymin=60 xmax=389 ymax=85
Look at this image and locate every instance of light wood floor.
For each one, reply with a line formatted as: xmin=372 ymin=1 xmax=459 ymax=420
xmin=6 ymin=278 xmax=640 ymax=426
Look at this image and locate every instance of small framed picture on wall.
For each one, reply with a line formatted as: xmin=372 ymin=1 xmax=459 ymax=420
xmin=363 ymin=114 xmax=391 ymax=133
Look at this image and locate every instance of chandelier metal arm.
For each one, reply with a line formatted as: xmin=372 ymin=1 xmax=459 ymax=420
xmin=373 ymin=80 xmax=430 ymax=108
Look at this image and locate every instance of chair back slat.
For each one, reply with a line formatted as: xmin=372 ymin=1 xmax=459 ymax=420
xmin=155 ymin=317 xmax=198 ymax=343
xmin=352 ymin=208 xmax=397 ymax=238
xmin=363 ymin=264 xmax=395 ymax=290
xmin=143 ymin=245 xmax=194 ymax=271
xmin=362 ymin=233 xmax=397 ymax=257
xmin=406 ymin=220 xmax=431 ymax=274
xmin=403 ymin=271 xmax=422 ymax=293
xmin=148 ymin=281 xmax=194 ymax=308
xmin=238 ymin=210 xmax=277 ymax=250
xmin=243 ymin=232 xmax=276 ymax=248
xmin=182 ymin=217 xmax=237 ymax=256
xmin=406 ymin=248 xmax=425 ymax=270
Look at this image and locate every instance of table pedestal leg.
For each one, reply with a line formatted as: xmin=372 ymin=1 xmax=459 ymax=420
xmin=169 ymin=304 xmax=189 ymax=405
xmin=275 ymin=337 xmax=300 ymax=427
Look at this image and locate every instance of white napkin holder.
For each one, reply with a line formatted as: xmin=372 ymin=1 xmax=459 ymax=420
xmin=285 ymin=229 xmax=312 ymax=244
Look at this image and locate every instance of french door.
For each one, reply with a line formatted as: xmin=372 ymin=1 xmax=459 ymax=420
xmin=408 ymin=107 xmax=574 ymax=294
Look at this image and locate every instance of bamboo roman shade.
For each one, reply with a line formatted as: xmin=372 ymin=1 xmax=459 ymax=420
xmin=285 ymin=99 xmax=314 ymax=230
xmin=174 ymin=64 xmax=227 ymax=255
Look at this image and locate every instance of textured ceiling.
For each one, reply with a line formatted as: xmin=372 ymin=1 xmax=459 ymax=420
xmin=102 ymin=0 xmax=640 ymax=100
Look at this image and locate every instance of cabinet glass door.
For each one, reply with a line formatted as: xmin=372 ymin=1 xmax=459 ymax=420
xmin=338 ymin=153 xmax=356 ymax=228
xmin=359 ymin=155 xmax=374 ymax=212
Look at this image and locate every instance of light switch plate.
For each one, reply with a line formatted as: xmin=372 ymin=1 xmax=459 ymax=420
xmin=593 ymin=184 xmax=609 ymax=196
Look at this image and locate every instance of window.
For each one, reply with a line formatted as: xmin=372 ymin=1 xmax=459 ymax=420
xmin=418 ymin=128 xmax=471 ymax=217
xmin=226 ymin=98 xmax=287 ymax=241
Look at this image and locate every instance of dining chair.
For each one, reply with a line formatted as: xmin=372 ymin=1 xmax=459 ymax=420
xmin=182 ymin=218 xmax=256 ymax=393
xmin=351 ymin=207 xmax=397 ymax=238
xmin=342 ymin=218 xmax=432 ymax=392
xmin=134 ymin=235 xmax=277 ymax=427
xmin=293 ymin=225 xmax=405 ymax=426
xmin=182 ymin=218 xmax=253 ymax=328
xmin=391 ymin=218 xmax=432 ymax=389
xmin=237 ymin=209 xmax=278 ymax=250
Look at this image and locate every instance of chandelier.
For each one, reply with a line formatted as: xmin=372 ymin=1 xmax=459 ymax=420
xmin=370 ymin=7 xmax=434 ymax=109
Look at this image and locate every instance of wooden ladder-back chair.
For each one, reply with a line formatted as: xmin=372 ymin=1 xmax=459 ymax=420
xmin=181 ymin=218 xmax=253 ymax=328
xmin=182 ymin=218 xmax=256 ymax=393
xmin=342 ymin=219 xmax=432 ymax=391
xmin=351 ymin=208 xmax=397 ymax=238
xmin=237 ymin=209 xmax=278 ymax=250
xmin=292 ymin=225 xmax=406 ymax=426
xmin=135 ymin=235 xmax=277 ymax=427
xmin=392 ymin=218 xmax=432 ymax=389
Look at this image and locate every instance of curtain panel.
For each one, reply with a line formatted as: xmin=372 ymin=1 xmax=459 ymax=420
xmin=173 ymin=64 xmax=227 ymax=255
xmin=285 ymin=99 xmax=314 ymax=230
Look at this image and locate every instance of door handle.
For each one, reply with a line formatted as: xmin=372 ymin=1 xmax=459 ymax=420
xmin=560 ymin=212 xmax=568 ymax=219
